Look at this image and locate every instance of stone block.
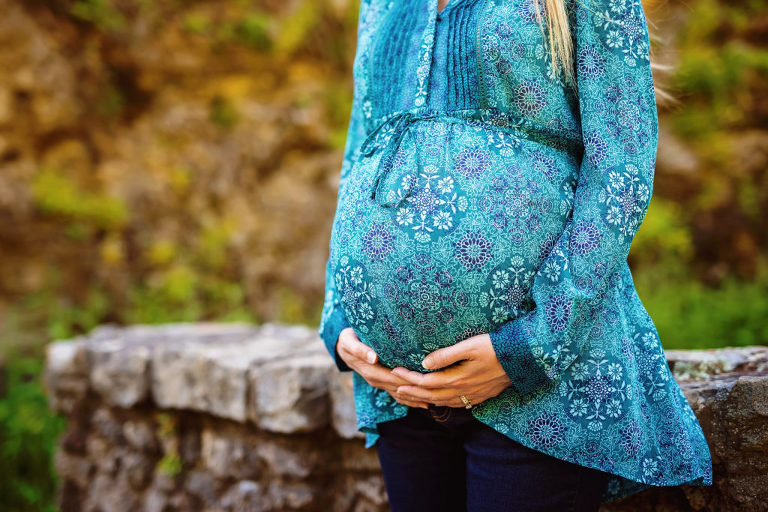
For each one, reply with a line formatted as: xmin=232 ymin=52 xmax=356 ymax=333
xmin=200 ymin=426 xmax=263 ymax=480
xmin=329 ymin=371 xmax=364 ymax=440
xmin=249 ymin=351 xmax=333 ymax=433
xmin=151 ymin=323 xmax=311 ymax=422
xmin=44 ymin=339 xmax=89 ymax=414
xmin=86 ymin=337 xmax=151 ymax=408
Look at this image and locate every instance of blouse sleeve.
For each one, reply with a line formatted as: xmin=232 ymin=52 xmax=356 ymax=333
xmin=318 ymin=4 xmax=369 ymax=372
xmin=488 ymin=0 xmax=658 ymax=396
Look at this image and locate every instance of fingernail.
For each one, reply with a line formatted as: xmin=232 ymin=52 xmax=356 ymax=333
xmin=367 ymin=352 xmax=376 ymax=364
xmin=422 ymin=358 xmax=432 ymax=369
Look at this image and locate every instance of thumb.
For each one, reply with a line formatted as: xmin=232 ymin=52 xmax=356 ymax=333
xmin=348 ymin=331 xmax=378 ymax=365
xmin=422 ymin=344 xmax=467 ymax=370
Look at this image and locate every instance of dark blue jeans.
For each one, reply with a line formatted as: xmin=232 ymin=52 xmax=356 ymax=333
xmin=375 ymin=404 xmax=611 ymax=512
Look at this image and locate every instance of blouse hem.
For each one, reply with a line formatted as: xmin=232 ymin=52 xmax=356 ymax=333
xmin=356 ymin=408 xmax=713 ymax=505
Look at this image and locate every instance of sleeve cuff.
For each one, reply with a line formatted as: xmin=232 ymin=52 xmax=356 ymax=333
xmin=488 ymin=316 xmax=551 ymax=396
xmin=319 ymin=307 xmax=354 ymax=372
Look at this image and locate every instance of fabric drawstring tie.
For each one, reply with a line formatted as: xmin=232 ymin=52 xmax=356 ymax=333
xmin=358 ymin=109 xmax=442 ymax=208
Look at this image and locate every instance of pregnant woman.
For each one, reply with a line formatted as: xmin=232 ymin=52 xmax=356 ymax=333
xmin=318 ymin=0 xmax=713 ymax=509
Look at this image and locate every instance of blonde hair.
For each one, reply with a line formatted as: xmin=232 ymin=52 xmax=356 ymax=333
xmin=530 ymin=0 xmax=676 ymax=106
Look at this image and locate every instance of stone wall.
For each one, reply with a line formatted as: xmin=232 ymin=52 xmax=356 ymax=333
xmin=43 ymin=323 xmax=768 ymax=512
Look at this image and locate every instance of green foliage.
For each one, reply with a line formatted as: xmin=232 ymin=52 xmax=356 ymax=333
xmin=323 ymin=86 xmax=355 ymax=150
xmin=31 ymin=168 xmax=129 ymax=231
xmin=126 ymin=266 xmax=204 ymax=324
xmin=631 ymin=197 xmax=695 ymax=269
xmin=233 ymin=13 xmax=273 ymax=51
xmin=209 ymin=95 xmax=240 ymax=129
xmin=672 ymin=43 xmax=768 ymax=135
xmin=182 ymin=8 xmax=274 ymax=51
xmin=3 ymin=270 xmax=111 ymax=344
xmin=635 ymin=257 xmax=768 ymax=349
xmin=273 ymin=0 xmax=321 ymax=58
xmin=70 ymin=0 xmax=126 ymax=31
xmin=671 ymin=0 xmax=768 ymax=137
xmin=124 ymin=265 xmax=256 ymax=325
xmin=196 ymin=217 xmax=237 ymax=270
xmin=276 ymin=286 xmax=314 ymax=325
xmin=182 ymin=12 xmax=212 ymax=35
xmin=737 ymin=174 xmax=762 ymax=221
xmin=0 ymin=353 xmax=67 ymax=512
xmin=47 ymin=288 xmax=112 ymax=342
xmin=97 ymin=84 xmax=126 ymax=119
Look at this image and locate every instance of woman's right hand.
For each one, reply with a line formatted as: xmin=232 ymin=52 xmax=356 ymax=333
xmin=337 ymin=327 xmax=431 ymax=409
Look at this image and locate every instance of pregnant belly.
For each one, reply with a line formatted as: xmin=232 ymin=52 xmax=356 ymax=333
xmin=329 ymin=119 xmax=578 ymax=372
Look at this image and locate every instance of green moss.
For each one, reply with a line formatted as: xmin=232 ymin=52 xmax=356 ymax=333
xmin=155 ymin=413 xmax=182 ymax=477
xmin=156 ymin=452 xmax=182 ymax=476
xmin=155 ymin=412 xmax=176 ymax=439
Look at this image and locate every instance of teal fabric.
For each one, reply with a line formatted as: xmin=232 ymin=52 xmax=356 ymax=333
xmin=318 ymin=0 xmax=713 ymax=503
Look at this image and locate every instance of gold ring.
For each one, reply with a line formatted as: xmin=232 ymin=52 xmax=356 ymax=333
xmin=459 ymin=395 xmax=472 ymax=409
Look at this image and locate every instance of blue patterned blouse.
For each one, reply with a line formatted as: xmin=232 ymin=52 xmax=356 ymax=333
xmin=318 ymin=0 xmax=713 ymax=503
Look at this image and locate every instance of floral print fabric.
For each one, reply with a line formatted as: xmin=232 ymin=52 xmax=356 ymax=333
xmin=317 ymin=0 xmax=713 ymax=503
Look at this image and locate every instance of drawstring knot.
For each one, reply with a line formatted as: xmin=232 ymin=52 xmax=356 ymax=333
xmin=358 ymin=109 xmax=441 ymax=208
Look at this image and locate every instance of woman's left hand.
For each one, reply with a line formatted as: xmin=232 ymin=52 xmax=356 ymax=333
xmin=390 ymin=333 xmax=513 ymax=408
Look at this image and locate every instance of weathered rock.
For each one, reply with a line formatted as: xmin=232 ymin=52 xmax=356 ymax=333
xmin=666 ymin=346 xmax=768 ymax=380
xmin=185 ymin=469 xmax=220 ymax=506
xmin=44 ymin=339 xmax=89 ymax=414
xmin=53 ymin=451 xmax=92 ymax=490
xmin=123 ymin=452 xmax=155 ymax=490
xmin=148 ymin=323 xmax=262 ymax=422
xmin=266 ymin=481 xmax=315 ymax=510
xmin=250 ymin=351 xmax=332 ymax=433
xmin=340 ymin=442 xmax=382 ymax=472
xmin=87 ymin=337 xmax=152 ymax=408
xmin=255 ymin=437 xmax=321 ymax=478
xmin=200 ymin=425 xmax=263 ymax=480
xmin=329 ymin=371 xmax=364 ymax=440
xmin=220 ymin=480 xmax=268 ymax=512
xmin=91 ymin=407 xmax=125 ymax=445
xmin=83 ymin=473 xmax=140 ymax=512
xmin=123 ymin=418 xmax=160 ymax=454
xmin=142 ymin=488 xmax=170 ymax=512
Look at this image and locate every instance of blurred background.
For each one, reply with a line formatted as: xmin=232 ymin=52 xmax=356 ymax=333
xmin=0 ymin=0 xmax=765 ymax=509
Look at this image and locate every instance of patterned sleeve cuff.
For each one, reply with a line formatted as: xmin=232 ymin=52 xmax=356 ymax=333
xmin=488 ymin=317 xmax=551 ymax=396
xmin=319 ymin=307 xmax=354 ymax=373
